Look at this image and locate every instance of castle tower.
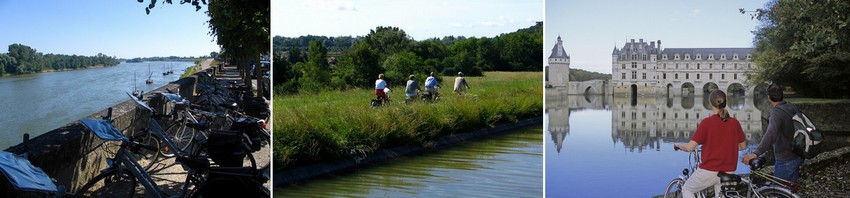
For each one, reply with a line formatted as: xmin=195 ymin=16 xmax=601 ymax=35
xmin=548 ymin=36 xmax=570 ymax=87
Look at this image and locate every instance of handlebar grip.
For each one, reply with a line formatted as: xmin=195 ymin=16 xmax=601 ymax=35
xmin=673 ymin=145 xmax=680 ymax=151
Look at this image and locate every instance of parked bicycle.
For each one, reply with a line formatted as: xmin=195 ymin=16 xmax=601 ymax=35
xmin=664 ymin=147 xmax=799 ymax=198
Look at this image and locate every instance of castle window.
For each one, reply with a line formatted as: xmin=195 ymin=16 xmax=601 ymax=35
xmin=697 ymin=63 xmax=700 ymax=69
xmin=686 ymin=63 xmax=689 ymax=69
xmin=622 ymin=64 xmax=626 ymax=69
xmin=632 ymin=71 xmax=637 ymax=79
xmin=663 ymin=54 xmax=668 ymax=60
xmin=696 ymin=54 xmax=701 ymax=59
xmin=686 ymin=73 xmax=689 ymax=79
xmin=643 ymin=64 xmax=646 ymax=69
xmin=632 ymin=54 xmax=637 ymax=60
xmin=734 ymin=63 xmax=738 ymax=69
xmin=622 ymin=73 xmax=626 ymax=79
xmin=663 ymin=73 xmax=666 ymax=79
xmin=722 ymin=73 xmax=725 ymax=79
xmin=663 ymin=63 xmax=667 ymax=69
xmin=734 ymin=73 xmax=738 ymax=80
xmin=721 ymin=54 xmax=726 ymax=59
xmin=675 ymin=54 xmax=680 ymax=60
xmin=709 ymin=73 xmax=713 ymax=79
xmin=685 ymin=54 xmax=690 ymax=60
xmin=632 ymin=62 xmax=637 ymax=68
xmin=708 ymin=54 xmax=713 ymax=59
xmin=722 ymin=63 xmax=725 ymax=69
xmin=676 ymin=63 xmax=679 ymax=69
xmin=643 ymin=55 xmax=647 ymax=60
xmin=675 ymin=73 xmax=678 ymax=79
xmin=642 ymin=73 xmax=646 ymax=79
xmin=697 ymin=73 xmax=700 ymax=79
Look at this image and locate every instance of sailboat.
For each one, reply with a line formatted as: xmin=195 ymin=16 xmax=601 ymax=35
xmin=133 ymin=71 xmax=141 ymax=97
xmin=145 ymin=63 xmax=153 ymax=84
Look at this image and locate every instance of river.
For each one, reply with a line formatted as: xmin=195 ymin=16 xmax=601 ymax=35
xmin=275 ymin=126 xmax=543 ymax=197
xmin=545 ymin=88 xmax=772 ymax=197
xmin=0 ymin=61 xmax=194 ymax=149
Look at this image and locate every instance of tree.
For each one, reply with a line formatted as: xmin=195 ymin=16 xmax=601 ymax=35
xmin=364 ymin=26 xmax=413 ymax=59
xmin=298 ymin=41 xmax=331 ymax=92
xmin=210 ymin=51 xmax=219 ymax=59
xmin=335 ymin=42 xmax=382 ymax=89
xmin=382 ymin=51 xmax=428 ymax=86
xmin=749 ymin=0 xmax=850 ymax=98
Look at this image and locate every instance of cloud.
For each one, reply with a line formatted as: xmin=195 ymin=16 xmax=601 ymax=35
xmin=689 ymin=9 xmax=701 ymax=18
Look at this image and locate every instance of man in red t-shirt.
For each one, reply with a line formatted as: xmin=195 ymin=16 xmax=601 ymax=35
xmin=674 ymin=90 xmax=746 ymax=198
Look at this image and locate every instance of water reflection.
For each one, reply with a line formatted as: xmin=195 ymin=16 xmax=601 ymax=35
xmin=545 ymin=88 xmax=773 ymax=197
xmin=547 ymin=88 xmax=768 ymax=154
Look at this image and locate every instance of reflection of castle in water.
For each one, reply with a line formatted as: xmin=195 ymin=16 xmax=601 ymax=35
xmin=611 ymin=94 xmax=766 ymax=153
xmin=547 ymin=87 xmax=770 ymax=153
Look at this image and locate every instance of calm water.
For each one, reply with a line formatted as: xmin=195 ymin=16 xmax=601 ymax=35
xmin=545 ymin=88 xmax=771 ymax=197
xmin=0 ymin=61 xmax=194 ymax=149
xmin=275 ymin=126 xmax=543 ymax=197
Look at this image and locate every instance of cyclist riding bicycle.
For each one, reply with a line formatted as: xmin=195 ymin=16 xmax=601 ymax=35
xmin=424 ymin=72 xmax=440 ymax=99
xmin=673 ymin=90 xmax=747 ymax=198
xmin=375 ymin=73 xmax=389 ymax=104
xmin=405 ymin=74 xmax=421 ymax=100
xmin=453 ymin=72 xmax=470 ymax=94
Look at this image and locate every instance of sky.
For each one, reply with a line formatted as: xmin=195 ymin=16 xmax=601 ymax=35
xmin=0 ymin=0 xmax=218 ymax=58
xmin=272 ymin=0 xmax=543 ymax=40
xmin=546 ymin=0 xmax=768 ymax=74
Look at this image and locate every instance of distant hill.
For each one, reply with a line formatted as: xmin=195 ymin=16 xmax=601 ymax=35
xmin=569 ymin=68 xmax=611 ymax=81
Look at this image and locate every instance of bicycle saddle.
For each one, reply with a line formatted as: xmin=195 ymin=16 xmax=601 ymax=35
xmin=186 ymin=122 xmax=210 ymax=131
xmin=717 ymin=172 xmax=741 ymax=183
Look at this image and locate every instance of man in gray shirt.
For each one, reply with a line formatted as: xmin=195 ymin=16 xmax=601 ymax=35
xmin=405 ymin=75 xmax=421 ymax=100
xmin=742 ymin=84 xmax=802 ymax=189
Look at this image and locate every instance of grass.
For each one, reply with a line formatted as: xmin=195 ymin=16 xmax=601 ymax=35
xmin=273 ymin=71 xmax=542 ymax=170
xmin=180 ymin=59 xmax=218 ymax=78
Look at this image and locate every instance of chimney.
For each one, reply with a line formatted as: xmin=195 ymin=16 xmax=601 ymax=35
xmin=639 ymin=39 xmax=643 ymax=44
xmin=657 ymin=40 xmax=662 ymax=49
xmin=631 ymin=39 xmax=635 ymax=44
xmin=651 ymin=41 xmax=656 ymax=48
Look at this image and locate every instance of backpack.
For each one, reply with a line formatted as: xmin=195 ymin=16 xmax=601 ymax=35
xmin=775 ymin=104 xmax=824 ymax=159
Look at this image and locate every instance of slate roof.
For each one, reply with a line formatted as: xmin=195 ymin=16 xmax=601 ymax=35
xmin=550 ymin=36 xmax=570 ymax=59
xmin=661 ymin=48 xmax=753 ymax=60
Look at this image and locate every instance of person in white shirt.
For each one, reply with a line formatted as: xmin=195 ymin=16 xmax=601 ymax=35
xmin=453 ymin=72 xmax=470 ymax=94
xmin=424 ymin=72 xmax=440 ymax=97
xmin=375 ymin=73 xmax=388 ymax=104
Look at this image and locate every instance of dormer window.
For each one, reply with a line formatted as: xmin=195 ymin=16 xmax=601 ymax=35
xmin=675 ymin=54 xmax=680 ymax=60
xmin=733 ymin=54 xmax=739 ymax=59
xmin=663 ymin=54 xmax=668 ymax=60
xmin=696 ymin=54 xmax=701 ymax=60
xmin=721 ymin=54 xmax=726 ymax=60
xmin=643 ymin=55 xmax=647 ymax=60
xmin=685 ymin=54 xmax=690 ymax=60
xmin=632 ymin=54 xmax=637 ymax=60
xmin=708 ymin=54 xmax=713 ymax=60
xmin=747 ymin=54 xmax=752 ymax=60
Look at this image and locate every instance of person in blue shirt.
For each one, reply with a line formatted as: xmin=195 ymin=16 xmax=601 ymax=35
xmin=424 ymin=72 xmax=440 ymax=97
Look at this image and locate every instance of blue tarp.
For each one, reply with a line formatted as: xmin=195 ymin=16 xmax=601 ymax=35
xmin=0 ymin=151 xmax=58 ymax=193
xmin=127 ymin=92 xmax=155 ymax=112
xmin=80 ymin=119 xmax=128 ymax=141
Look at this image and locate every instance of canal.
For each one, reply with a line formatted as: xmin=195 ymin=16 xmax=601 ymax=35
xmin=545 ymin=88 xmax=771 ymax=197
xmin=275 ymin=126 xmax=543 ymax=197
xmin=0 ymin=61 xmax=194 ymax=148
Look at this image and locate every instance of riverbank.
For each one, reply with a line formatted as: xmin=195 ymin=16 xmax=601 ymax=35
xmin=0 ymin=64 xmax=116 ymax=77
xmin=273 ymin=71 xmax=543 ymax=170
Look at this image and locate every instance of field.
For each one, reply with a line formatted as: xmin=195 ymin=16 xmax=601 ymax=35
xmin=273 ymin=72 xmax=542 ymax=170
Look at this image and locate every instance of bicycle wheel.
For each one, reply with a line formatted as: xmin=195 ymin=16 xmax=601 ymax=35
xmin=131 ymin=131 xmax=161 ymax=172
xmin=756 ymin=186 xmax=800 ymax=198
xmin=164 ymin=119 xmax=197 ymax=157
xmin=77 ymin=169 xmax=137 ymax=197
xmin=664 ymin=178 xmax=685 ymax=198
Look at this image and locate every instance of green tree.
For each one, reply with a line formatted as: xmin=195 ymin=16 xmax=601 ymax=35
xmin=335 ymin=42 xmax=382 ymax=89
xmin=299 ymin=41 xmax=330 ymax=92
xmin=749 ymin=0 xmax=850 ymax=98
xmin=382 ymin=51 xmax=428 ymax=86
xmin=364 ymin=26 xmax=413 ymax=59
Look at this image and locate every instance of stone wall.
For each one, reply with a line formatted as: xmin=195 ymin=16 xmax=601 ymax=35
xmin=2 ymin=68 xmax=214 ymax=193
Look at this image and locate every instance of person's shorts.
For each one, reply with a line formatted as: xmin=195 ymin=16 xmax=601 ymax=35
xmin=375 ymin=89 xmax=387 ymax=99
xmin=425 ymin=87 xmax=439 ymax=94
